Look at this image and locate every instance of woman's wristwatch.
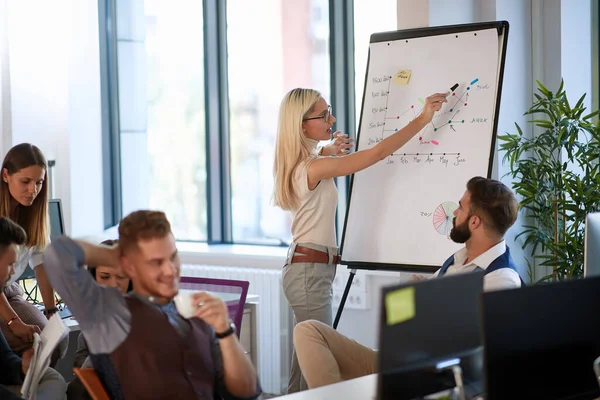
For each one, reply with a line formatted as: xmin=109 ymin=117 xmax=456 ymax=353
xmin=215 ymin=320 xmax=237 ymax=339
xmin=43 ymin=307 xmax=59 ymax=317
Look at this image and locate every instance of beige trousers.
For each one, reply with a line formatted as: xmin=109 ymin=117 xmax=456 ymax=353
xmin=293 ymin=319 xmax=378 ymax=389
xmin=283 ymin=242 xmax=337 ymax=393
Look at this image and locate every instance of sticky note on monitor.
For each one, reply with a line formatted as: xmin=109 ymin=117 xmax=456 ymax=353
xmin=385 ymin=286 xmax=415 ymax=325
xmin=393 ymin=69 xmax=412 ymax=85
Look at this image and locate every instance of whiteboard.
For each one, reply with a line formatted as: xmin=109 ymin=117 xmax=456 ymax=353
xmin=340 ymin=22 xmax=509 ymax=271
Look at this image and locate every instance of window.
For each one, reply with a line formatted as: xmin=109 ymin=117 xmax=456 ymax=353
xmin=226 ymin=0 xmax=330 ymax=244
xmin=102 ymin=0 xmax=357 ymax=245
xmin=145 ymin=0 xmax=207 ymax=241
xmin=111 ymin=0 xmax=207 ymax=241
xmin=353 ymin=0 xmax=397 ymax=120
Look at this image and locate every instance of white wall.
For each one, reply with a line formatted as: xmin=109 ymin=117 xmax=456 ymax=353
xmin=5 ymin=0 xmax=71 ymax=228
xmin=0 ymin=0 xmax=10 ymax=158
xmin=429 ymin=0 xmax=476 ymax=25
xmin=68 ymin=0 xmax=104 ymax=236
xmin=561 ymin=0 xmax=592 ymax=110
xmin=1 ymin=0 xmax=103 ymax=237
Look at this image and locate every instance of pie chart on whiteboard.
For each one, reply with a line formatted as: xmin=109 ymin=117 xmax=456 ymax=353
xmin=433 ymin=201 xmax=458 ymax=236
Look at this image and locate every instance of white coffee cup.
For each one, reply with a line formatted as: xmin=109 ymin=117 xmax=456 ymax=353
xmin=174 ymin=292 xmax=199 ymax=319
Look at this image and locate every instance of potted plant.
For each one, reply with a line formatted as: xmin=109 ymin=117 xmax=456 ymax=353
xmin=498 ymin=80 xmax=600 ymax=282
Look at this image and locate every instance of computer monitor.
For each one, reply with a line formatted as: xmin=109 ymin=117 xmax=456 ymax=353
xmin=18 ymin=199 xmax=65 ymax=280
xmin=48 ymin=199 xmax=65 ymax=239
xmin=481 ymin=276 xmax=600 ymax=400
xmin=584 ymin=212 xmax=600 ymax=277
xmin=47 ymin=199 xmax=71 ymax=317
xmin=377 ymin=271 xmax=485 ymax=400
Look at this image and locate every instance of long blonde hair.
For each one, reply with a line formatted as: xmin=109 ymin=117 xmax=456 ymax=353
xmin=273 ymin=88 xmax=322 ymax=211
xmin=0 ymin=143 xmax=49 ymax=248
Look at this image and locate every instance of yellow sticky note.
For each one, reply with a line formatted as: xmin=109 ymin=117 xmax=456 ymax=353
xmin=385 ymin=287 xmax=415 ymax=325
xmin=393 ymin=69 xmax=412 ymax=85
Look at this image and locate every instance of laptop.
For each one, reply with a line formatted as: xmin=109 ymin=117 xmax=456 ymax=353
xmin=377 ymin=271 xmax=486 ymax=400
xmin=481 ymin=276 xmax=600 ymax=400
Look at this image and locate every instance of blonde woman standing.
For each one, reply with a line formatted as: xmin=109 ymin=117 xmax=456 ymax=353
xmin=273 ymin=88 xmax=447 ymax=393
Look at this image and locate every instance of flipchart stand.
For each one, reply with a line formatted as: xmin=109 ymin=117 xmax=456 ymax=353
xmin=334 ymin=21 xmax=508 ymax=329
xmin=333 ymin=268 xmax=357 ymax=329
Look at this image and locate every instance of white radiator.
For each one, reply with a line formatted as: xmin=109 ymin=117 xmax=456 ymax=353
xmin=181 ymin=264 xmax=291 ymax=395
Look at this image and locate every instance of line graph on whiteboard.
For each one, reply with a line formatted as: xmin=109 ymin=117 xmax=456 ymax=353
xmin=364 ymin=75 xmax=491 ymax=167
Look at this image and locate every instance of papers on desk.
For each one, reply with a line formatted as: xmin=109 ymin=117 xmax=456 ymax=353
xmin=21 ymin=314 xmax=69 ymax=399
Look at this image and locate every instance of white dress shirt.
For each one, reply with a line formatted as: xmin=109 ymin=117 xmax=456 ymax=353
xmin=431 ymin=240 xmax=521 ymax=292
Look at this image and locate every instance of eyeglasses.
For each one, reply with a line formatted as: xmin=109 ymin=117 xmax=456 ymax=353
xmin=303 ymin=105 xmax=332 ymax=123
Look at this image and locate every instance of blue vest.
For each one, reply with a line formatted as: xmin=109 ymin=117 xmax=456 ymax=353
xmin=438 ymin=246 xmax=525 ymax=286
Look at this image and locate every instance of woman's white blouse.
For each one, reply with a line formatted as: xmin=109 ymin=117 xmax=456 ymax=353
xmin=6 ymin=244 xmax=44 ymax=286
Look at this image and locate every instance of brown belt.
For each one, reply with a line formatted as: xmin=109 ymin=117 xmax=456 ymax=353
xmin=291 ymin=245 xmax=340 ymax=265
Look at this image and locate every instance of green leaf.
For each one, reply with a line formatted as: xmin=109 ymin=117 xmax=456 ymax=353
xmin=530 ymin=119 xmax=554 ymax=129
xmin=557 ymin=79 xmax=565 ymax=96
xmin=582 ymin=110 xmax=600 ymax=120
xmin=536 ymin=80 xmax=553 ymax=98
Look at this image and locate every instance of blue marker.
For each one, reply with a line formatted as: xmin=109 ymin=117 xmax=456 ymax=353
xmin=470 ymin=78 xmax=479 ymax=85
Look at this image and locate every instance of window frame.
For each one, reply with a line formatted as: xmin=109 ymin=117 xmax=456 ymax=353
xmin=203 ymin=0 xmax=231 ymax=243
xmin=99 ymin=0 xmax=123 ymax=229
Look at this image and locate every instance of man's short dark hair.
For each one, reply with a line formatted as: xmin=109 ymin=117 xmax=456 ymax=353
xmin=0 ymin=217 xmax=27 ymax=252
xmin=466 ymin=176 xmax=519 ymax=236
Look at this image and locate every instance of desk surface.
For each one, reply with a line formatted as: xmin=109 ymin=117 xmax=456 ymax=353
xmin=276 ymin=374 xmax=376 ymax=400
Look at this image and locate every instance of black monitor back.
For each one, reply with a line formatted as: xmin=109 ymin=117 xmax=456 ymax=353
xmin=481 ymin=276 xmax=600 ymax=400
xmin=377 ymin=271 xmax=485 ymax=399
xmin=48 ymin=199 xmax=65 ymax=239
